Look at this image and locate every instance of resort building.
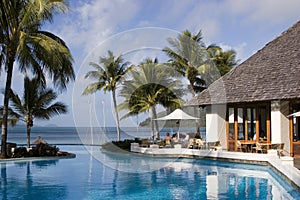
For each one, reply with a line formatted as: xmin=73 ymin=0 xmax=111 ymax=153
xmin=187 ymin=20 xmax=300 ymax=157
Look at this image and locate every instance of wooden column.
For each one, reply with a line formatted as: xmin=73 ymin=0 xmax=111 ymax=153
xmin=289 ymin=102 xmax=294 ymax=157
xmin=266 ymin=105 xmax=271 ymax=148
xmin=234 ymin=107 xmax=238 ymax=151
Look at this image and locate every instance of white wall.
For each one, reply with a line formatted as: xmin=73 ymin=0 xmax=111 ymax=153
xmin=270 ymin=100 xmax=290 ymax=153
xmin=206 ymin=105 xmax=227 ymax=148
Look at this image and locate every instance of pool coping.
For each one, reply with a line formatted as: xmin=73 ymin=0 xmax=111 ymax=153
xmin=130 ymin=144 xmax=300 ymax=192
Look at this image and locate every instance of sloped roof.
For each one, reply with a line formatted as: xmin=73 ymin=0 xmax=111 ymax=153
xmin=187 ymin=20 xmax=300 ymax=106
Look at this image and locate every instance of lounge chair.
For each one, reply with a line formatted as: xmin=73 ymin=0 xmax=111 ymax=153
xmin=195 ymin=139 xmax=204 ymax=149
xmin=210 ymin=141 xmax=221 ymax=151
xmin=158 ymin=140 xmax=165 ymax=148
xmin=188 ymin=138 xmax=195 ymax=149
xmin=141 ymin=139 xmax=150 ymax=148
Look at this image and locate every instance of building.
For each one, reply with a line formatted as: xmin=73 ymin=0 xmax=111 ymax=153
xmin=187 ymin=20 xmax=300 ymax=157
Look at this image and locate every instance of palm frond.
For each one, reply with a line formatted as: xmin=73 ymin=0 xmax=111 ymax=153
xmin=118 ymin=61 xmax=184 ymax=119
xmin=0 ymin=106 xmax=22 ymax=120
xmin=82 ymin=82 xmax=106 ymax=95
xmin=17 ymin=30 xmax=75 ymax=91
xmin=8 ymin=76 xmax=67 ymax=125
xmin=0 ymin=118 xmax=19 ymax=127
xmin=9 ymin=89 xmax=25 ymax=116
xmin=35 ymin=102 xmax=67 ymax=120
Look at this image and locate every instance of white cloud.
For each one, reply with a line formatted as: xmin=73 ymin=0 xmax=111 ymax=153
xmin=53 ymin=0 xmax=140 ymax=55
xmin=36 ymin=0 xmax=300 ymax=126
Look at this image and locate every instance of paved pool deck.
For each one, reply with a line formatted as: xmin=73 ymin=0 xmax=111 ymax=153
xmin=295 ymin=158 xmax=300 ymax=169
xmin=131 ymin=143 xmax=300 ymax=192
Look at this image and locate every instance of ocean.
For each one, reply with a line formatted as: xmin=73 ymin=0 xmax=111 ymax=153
xmin=6 ymin=126 xmax=205 ymax=146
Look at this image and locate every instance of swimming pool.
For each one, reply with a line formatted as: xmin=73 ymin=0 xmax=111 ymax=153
xmin=1 ymin=145 xmax=299 ymax=199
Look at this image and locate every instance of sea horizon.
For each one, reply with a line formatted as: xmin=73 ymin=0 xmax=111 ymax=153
xmin=6 ymin=126 xmax=206 ymax=146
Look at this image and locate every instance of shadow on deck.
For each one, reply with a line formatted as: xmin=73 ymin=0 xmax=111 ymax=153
xmin=294 ymin=158 xmax=300 ymax=170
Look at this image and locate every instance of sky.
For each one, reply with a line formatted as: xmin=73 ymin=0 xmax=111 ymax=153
xmin=1 ymin=0 xmax=300 ymax=127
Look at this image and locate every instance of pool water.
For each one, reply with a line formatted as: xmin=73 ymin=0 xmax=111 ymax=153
xmin=1 ymin=145 xmax=299 ymax=200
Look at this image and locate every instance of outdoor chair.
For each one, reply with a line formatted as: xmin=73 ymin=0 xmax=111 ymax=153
xmin=251 ymin=142 xmax=267 ymax=153
xmin=236 ymin=140 xmax=247 ymax=152
xmin=210 ymin=141 xmax=221 ymax=151
xmin=188 ymin=138 xmax=195 ymax=149
xmin=195 ymin=139 xmax=204 ymax=149
xmin=141 ymin=139 xmax=150 ymax=148
xmin=277 ymin=143 xmax=285 ymax=157
xmin=158 ymin=140 xmax=165 ymax=148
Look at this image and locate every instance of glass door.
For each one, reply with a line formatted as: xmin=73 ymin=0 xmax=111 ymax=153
xmin=246 ymin=108 xmax=256 ymax=141
xmin=227 ymin=107 xmax=235 ymax=151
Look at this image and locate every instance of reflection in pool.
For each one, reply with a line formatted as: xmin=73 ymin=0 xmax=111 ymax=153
xmin=0 ymin=145 xmax=299 ymax=199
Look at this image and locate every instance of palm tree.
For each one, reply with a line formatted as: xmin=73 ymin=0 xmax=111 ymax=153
xmin=206 ymin=44 xmax=239 ymax=76
xmin=163 ymin=30 xmax=210 ymax=96
xmin=0 ymin=0 xmax=74 ymax=158
xmin=163 ymin=30 xmax=216 ymax=134
xmin=118 ymin=58 xmax=184 ymax=139
xmin=82 ymin=51 xmax=131 ymax=141
xmin=8 ymin=76 xmax=67 ymax=148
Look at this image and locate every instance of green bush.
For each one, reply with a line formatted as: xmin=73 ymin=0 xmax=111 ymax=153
xmin=111 ymin=138 xmax=142 ymax=151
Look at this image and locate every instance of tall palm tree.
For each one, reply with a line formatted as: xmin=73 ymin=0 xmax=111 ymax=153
xmin=206 ymin=44 xmax=239 ymax=76
xmin=8 ymin=76 xmax=67 ymax=148
xmin=0 ymin=0 xmax=74 ymax=158
xmin=119 ymin=58 xmax=184 ymax=139
xmin=163 ymin=30 xmax=210 ymax=96
xmin=163 ymin=30 xmax=216 ymax=134
xmin=83 ymin=51 xmax=131 ymax=141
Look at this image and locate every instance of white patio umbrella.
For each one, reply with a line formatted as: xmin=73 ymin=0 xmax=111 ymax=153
xmin=154 ymin=109 xmax=200 ymax=139
xmin=154 ymin=108 xmax=200 ymax=120
xmin=287 ymin=111 xmax=300 ymax=118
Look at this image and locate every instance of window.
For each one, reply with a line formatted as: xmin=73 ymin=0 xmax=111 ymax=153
xmin=228 ymin=107 xmax=234 ymax=140
xmin=292 ymin=104 xmax=300 ymax=142
xmin=247 ymin=108 xmax=256 ymax=140
xmin=237 ymin=108 xmax=244 ymax=140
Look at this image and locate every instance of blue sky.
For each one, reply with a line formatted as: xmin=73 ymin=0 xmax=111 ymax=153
xmin=1 ymin=0 xmax=300 ymax=127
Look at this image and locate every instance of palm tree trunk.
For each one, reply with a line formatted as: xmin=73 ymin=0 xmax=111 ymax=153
xmin=27 ymin=125 xmax=31 ymax=148
xmin=192 ymin=106 xmax=201 ymax=134
xmin=152 ymin=106 xmax=160 ymax=139
xmin=1 ymin=56 xmax=14 ymax=158
xmin=190 ymin=82 xmax=195 ymax=97
xmin=150 ymin=107 xmax=155 ymax=140
xmin=112 ymin=90 xmax=121 ymax=141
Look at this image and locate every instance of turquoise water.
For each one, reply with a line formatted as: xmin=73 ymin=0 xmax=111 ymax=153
xmin=1 ymin=145 xmax=300 ymax=200
xmin=1 ymin=127 xmax=300 ymax=199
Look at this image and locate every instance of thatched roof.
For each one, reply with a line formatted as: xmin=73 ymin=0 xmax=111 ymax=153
xmin=187 ymin=20 xmax=300 ymax=106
